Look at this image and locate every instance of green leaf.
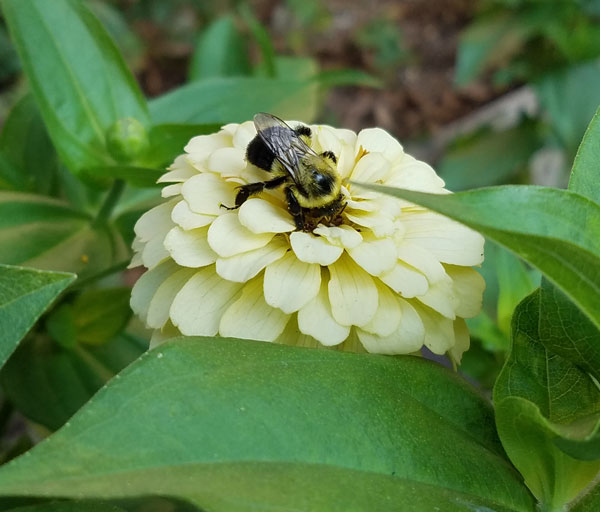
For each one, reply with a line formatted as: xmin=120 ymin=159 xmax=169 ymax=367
xmin=496 ymin=249 xmax=539 ymax=336
xmin=455 ymin=13 xmax=531 ymax=86
xmin=438 ymin=121 xmax=540 ymax=190
xmin=189 ymin=15 xmax=250 ymax=81
xmin=1 ymin=332 xmax=146 ymax=431
xmin=0 ymin=338 xmax=534 ymax=511
xmin=0 ymin=264 xmax=75 ymax=368
xmin=357 ymin=184 xmax=600 ymax=332
xmin=569 ymin=105 xmax=600 ymax=205
xmin=0 ymin=95 xmax=58 ymax=194
xmin=142 ymin=123 xmax=221 ymax=168
xmin=536 ymin=60 xmax=600 ymax=155
xmin=494 ymin=291 xmax=600 ymax=508
xmin=239 ymin=4 xmax=276 ymax=77
xmin=2 ymin=0 xmax=149 ymax=174
xmin=0 ymin=193 xmax=129 ymax=279
xmin=72 ymin=287 xmax=132 ymax=345
xmin=85 ymin=166 xmax=163 ymax=188
xmin=5 ymin=502 xmax=127 ymax=512
xmin=149 ymin=77 xmax=319 ymax=124
xmin=312 ymin=68 xmax=383 ymax=89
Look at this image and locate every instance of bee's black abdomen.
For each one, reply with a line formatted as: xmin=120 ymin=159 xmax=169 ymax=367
xmin=294 ymin=125 xmax=312 ymax=138
xmin=246 ymin=135 xmax=276 ymax=171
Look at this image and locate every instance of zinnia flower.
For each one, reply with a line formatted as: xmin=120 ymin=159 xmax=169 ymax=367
xmin=130 ymin=119 xmax=484 ymax=363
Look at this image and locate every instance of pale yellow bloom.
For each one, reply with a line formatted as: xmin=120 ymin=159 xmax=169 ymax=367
xmin=130 ymin=120 xmax=485 ymax=362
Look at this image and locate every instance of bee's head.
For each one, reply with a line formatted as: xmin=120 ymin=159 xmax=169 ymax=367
xmin=311 ymin=168 xmax=334 ymax=194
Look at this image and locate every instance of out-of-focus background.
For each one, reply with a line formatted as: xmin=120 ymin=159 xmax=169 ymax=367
xmin=1 ymin=0 xmax=599 ymax=388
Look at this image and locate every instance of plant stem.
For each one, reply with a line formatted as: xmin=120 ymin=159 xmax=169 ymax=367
xmin=94 ymin=179 xmax=125 ymax=225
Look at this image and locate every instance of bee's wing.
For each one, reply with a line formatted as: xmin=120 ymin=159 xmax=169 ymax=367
xmin=253 ymin=113 xmax=317 ymax=183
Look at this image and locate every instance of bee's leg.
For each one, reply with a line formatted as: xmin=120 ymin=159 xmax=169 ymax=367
xmin=284 ymin=186 xmax=304 ymax=231
xmin=220 ymin=176 xmax=287 ymax=210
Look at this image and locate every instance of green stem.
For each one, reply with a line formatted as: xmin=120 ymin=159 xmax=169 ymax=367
xmin=94 ymin=179 xmax=125 ymax=225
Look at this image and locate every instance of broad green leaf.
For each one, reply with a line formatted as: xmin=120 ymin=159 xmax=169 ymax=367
xmin=72 ymin=287 xmax=132 ymax=345
xmin=0 ymin=151 xmax=23 ymax=191
xmin=496 ymin=249 xmax=539 ymax=336
xmin=439 ymin=121 xmax=540 ymax=190
xmin=1 ymin=332 xmax=146 ymax=431
xmin=189 ymin=16 xmax=250 ymax=81
xmin=2 ymin=0 xmax=149 ymax=174
xmin=142 ymin=123 xmax=221 ymax=168
xmin=0 ymin=338 xmax=534 ymax=511
xmin=494 ymin=291 xmax=600 ymax=508
xmin=359 ymin=185 xmax=600 ymax=331
xmin=149 ymin=77 xmax=318 ymax=125
xmin=536 ymin=60 xmax=600 ymax=155
xmin=86 ymin=166 xmax=163 ymax=188
xmin=539 ymin=280 xmax=600 ymax=381
xmin=5 ymin=502 xmax=127 ymax=512
xmin=0 ymin=264 xmax=75 ymax=368
xmin=0 ymin=193 xmax=129 ymax=279
xmin=455 ymin=13 xmax=531 ymax=86
xmin=313 ymin=68 xmax=383 ymax=88
xmin=0 ymin=25 xmax=20 ymax=83
xmin=569 ymin=105 xmax=600 ymax=204
xmin=0 ymin=95 xmax=58 ymax=194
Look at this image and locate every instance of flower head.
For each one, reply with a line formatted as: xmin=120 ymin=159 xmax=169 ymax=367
xmin=130 ymin=119 xmax=484 ymax=362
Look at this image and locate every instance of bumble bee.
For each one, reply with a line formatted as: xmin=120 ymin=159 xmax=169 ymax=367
xmin=222 ymin=113 xmax=345 ymax=231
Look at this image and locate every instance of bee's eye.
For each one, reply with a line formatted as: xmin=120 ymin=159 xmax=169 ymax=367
xmin=312 ymin=170 xmax=332 ymax=193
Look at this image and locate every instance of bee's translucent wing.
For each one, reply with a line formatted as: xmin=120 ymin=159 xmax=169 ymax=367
xmin=253 ymin=113 xmax=317 ymax=183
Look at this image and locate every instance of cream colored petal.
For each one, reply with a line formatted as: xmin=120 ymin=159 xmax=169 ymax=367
xmin=149 ymin=321 xmax=181 ymax=349
xmin=147 ymin=267 xmax=197 ymax=328
xmin=164 ymin=226 xmax=217 ymax=268
xmin=208 ymin=147 xmax=246 ymax=176
xmin=360 ymin=281 xmax=401 ymax=336
xmin=158 ymin=155 xmax=198 ymax=183
xmin=414 ymin=303 xmax=455 ymax=355
xmin=129 ymin=236 xmax=144 ymax=268
xmin=396 ymin=241 xmax=447 ymax=283
xmin=312 ymin=125 xmax=342 ymax=156
xmin=290 ymin=231 xmax=343 ymax=265
xmin=219 ymin=277 xmax=290 ymax=341
xmin=238 ymin=198 xmax=296 ymax=234
xmin=232 ymin=121 xmax=257 ymax=149
xmin=349 ymin=152 xmax=390 ymax=184
xmin=328 ymin=254 xmax=378 ymax=327
xmin=416 ymin=275 xmax=458 ymax=319
xmin=141 ymin=234 xmax=171 ymax=269
xmin=402 ymin=211 xmax=485 ymax=266
xmin=344 ymin=210 xmax=395 ymax=237
xmin=356 ymin=127 xmax=403 ymax=162
xmin=134 ymin=199 xmax=177 ymax=242
xmin=181 ymin=173 xmax=237 ymax=215
xmin=170 ymin=266 xmax=243 ymax=336
xmin=275 ymin=316 xmax=321 ymax=349
xmin=335 ymin=328 xmax=367 ymax=353
xmin=161 ymin=183 xmax=182 ymax=198
xmin=449 ymin=318 xmax=470 ymax=365
xmin=345 ymin=198 xmax=378 ymax=212
xmin=171 ymin=200 xmax=214 ymax=230
xmin=379 ymin=261 xmax=428 ymax=298
xmin=312 ymin=224 xmax=362 ymax=249
xmin=386 ymin=155 xmax=445 ymax=192
xmin=130 ymin=259 xmax=179 ymax=323
xmin=208 ymin=212 xmax=274 ymax=257
xmin=348 ymin=234 xmax=397 ymax=276
xmin=184 ymin=132 xmax=232 ymax=164
xmin=216 ymin=237 xmax=287 ymax=282
xmin=263 ymin=251 xmax=321 ymax=313
xmin=358 ymin=297 xmax=425 ymax=354
xmin=446 ymin=265 xmax=485 ymax=318
xmin=298 ymin=280 xmax=350 ymax=346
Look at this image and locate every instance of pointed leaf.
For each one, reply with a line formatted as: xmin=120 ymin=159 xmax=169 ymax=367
xmin=569 ymin=105 xmax=600 ymax=205
xmin=2 ymin=0 xmax=149 ymax=174
xmin=0 ymin=264 xmax=75 ymax=368
xmin=0 ymin=338 xmax=534 ymax=511
xmin=359 ymin=184 xmax=600 ymax=331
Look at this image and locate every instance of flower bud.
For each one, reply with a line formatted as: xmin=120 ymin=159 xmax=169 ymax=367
xmin=105 ymin=117 xmax=149 ymax=163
